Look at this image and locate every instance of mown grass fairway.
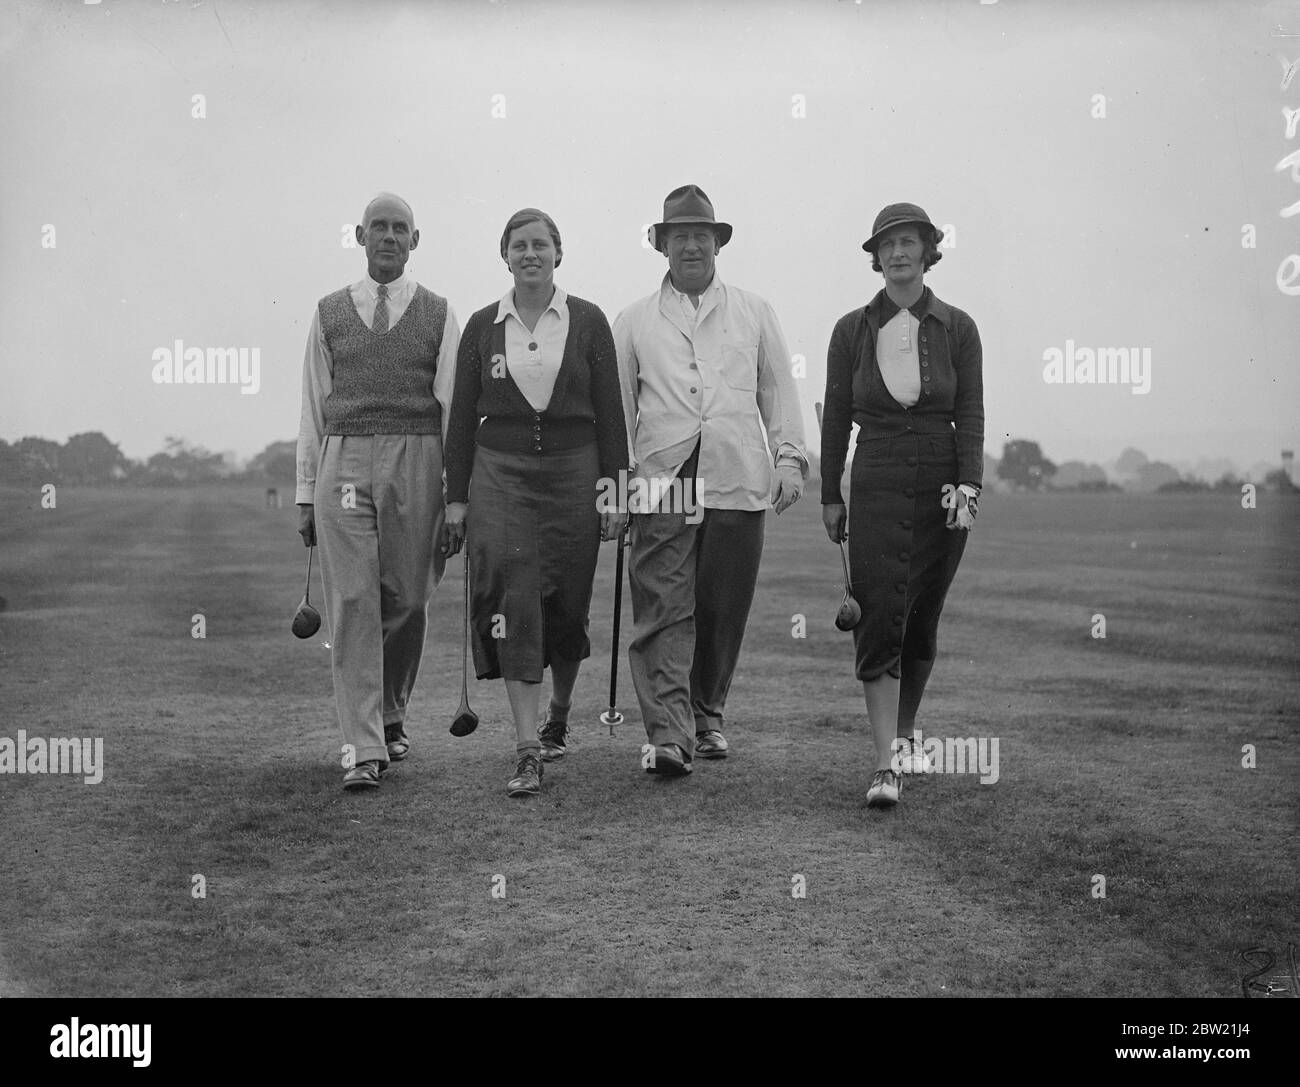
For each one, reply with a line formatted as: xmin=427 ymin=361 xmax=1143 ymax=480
xmin=0 ymin=485 xmax=1295 ymax=997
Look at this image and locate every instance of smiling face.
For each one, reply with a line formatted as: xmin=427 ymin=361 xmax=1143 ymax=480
xmin=357 ymin=195 xmax=418 ymax=283
xmin=506 ymin=219 xmax=558 ymax=290
xmin=663 ymin=224 xmax=719 ymax=294
xmin=875 ymin=224 xmax=926 ymax=289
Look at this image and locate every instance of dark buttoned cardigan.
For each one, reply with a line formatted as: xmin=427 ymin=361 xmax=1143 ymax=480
xmin=445 ymin=294 xmax=630 ymax=505
xmin=820 ymin=285 xmax=984 ymax=504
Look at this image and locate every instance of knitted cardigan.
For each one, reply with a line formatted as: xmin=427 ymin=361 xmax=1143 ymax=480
xmin=444 ymin=294 xmax=630 ymax=505
xmin=820 ymin=286 xmax=984 ymax=503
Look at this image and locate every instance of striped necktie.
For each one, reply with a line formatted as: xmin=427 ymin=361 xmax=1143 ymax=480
xmin=373 ymin=283 xmax=389 ymax=334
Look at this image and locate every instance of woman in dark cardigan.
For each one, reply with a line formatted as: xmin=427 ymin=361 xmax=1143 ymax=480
xmin=820 ymin=203 xmax=984 ymax=810
xmin=444 ymin=209 xmax=628 ymax=798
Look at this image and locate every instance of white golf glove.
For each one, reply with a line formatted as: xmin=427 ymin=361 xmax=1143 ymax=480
xmin=773 ymin=464 xmax=804 ymax=515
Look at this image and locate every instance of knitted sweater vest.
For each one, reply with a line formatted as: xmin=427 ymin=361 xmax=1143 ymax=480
xmin=319 ymin=285 xmax=448 ymax=435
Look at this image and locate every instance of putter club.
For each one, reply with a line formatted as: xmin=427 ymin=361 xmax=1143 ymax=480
xmin=600 ymin=521 xmax=629 ymax=735
xmin=449 ymin=554 xmax=479 ymax=737
xmin=291 ymin=545 xmax=322 ymax=639
xmin=815 ymin=400 xmax=862 ymax=633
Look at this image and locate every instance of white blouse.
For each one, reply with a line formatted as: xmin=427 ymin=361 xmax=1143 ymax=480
xmin=494 ymin=286 xmax=570 ymax=411
xmin=877 ymin=307 xmax=921 ymax=408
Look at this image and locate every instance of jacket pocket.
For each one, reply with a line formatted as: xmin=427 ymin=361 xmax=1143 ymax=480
xmin=720 ymin=343 xmax=758 ymax=391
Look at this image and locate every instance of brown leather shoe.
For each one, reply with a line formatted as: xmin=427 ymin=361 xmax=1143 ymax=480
xmin=343 ymin=760 xmax=385 ymax=791
xmin=507 ymin=751 xmax=544 ymax=797
xmin=384 ymin=723 xmax=410 ymax=762
xmin=538 ymin=717 xmax=568 ymax=762
xmin=694 ymin=729 xmax=729 ymax=759
xmin=645 ymin=743 xmax=693 ymax=776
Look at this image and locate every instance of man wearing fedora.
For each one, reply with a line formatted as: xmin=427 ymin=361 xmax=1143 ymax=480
xmin=613 ymin=184 xmax=809 ymax=776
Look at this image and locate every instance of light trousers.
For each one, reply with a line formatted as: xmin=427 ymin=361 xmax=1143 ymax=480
xmin=315 ymin=433 xmax=446 ymax=766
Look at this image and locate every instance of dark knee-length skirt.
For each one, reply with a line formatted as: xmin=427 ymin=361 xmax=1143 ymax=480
xmin=847 ymin=431 xmax=968 ymax=681
xmin=467 ymin=442 xmax=601 ymax=682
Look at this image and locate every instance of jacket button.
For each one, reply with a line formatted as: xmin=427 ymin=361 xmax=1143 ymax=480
xmin=895 ymin=582 xmax=906 ymax=593
xmin=920 ymin=360 xmax=928 ymax=367
xmin=904 ymin=487 xmax=915 ymax=498
xmin=899 ymin=551 xmax=910 ymax=562
xmin=901 ymin=519 xmax=912 ymax=529
xmin=690 ymin=387 xmax=697 ymax=394
xmin=906 ymin=456 xmax=917 ymax=467
xmin=892 ymin=615 xmax=903 ymax=626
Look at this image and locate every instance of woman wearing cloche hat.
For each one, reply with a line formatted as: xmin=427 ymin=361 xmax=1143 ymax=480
xmin=818 ymin=203 xmax=985 ymax=809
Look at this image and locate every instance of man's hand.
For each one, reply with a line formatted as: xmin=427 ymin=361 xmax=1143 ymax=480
xmin=600 ymin=509 xmax=628 ymax=543
xmin=444 ymin=502 xmax=467 ymax=555
xmin=297 ymin=503 xmax=316 ymax=547
xmin=823 ymin=502 xmax=847 ymax=543
xmin=773 ymin=464 xmax=804 ymax=515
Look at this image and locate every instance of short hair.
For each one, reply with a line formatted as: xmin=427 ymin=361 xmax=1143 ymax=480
xmin=362 ymin=192 xmax=415 ymax=230
xmin=500 ymin=208 xmax=562 ymax=267
xmin=866 ymin=226 xmax=943 ymax=273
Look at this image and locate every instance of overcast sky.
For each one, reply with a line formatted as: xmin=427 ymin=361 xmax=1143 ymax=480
xmin=2 ymin=0 xmax=1297 ymax=473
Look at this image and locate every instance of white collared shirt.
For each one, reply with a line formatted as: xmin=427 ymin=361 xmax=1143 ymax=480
xmin=669 ymin=277 xmax=719 ymax=330
xmin=295 ymin=272 xmax=461 ymax=503
xmin=494 ymin=285 xmax=570 ymax=412
xmin=613 ymin=272 xmax=808 ymax=512
xmin=877 ymin=308 xmax=922 ymax=408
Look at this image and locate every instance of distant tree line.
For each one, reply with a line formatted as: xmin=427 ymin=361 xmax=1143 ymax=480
xmin=991 ymin=441 xmax=1296 ymax=494
xmin=0 ymin=433 xmax=295 ymax=487
xmin=2 ymin=431 xmax=1295 ymax=495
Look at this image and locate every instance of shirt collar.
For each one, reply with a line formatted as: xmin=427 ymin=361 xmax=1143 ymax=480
xmin=494 ymin=284 xmax=568 ymax=324
xmin=871 ymin=285 xmax=951 ymax=329
xmin=366 ymin=271 xmax=408 ymax=297
xmin=661 ymin=271 xmax=723 ymax=305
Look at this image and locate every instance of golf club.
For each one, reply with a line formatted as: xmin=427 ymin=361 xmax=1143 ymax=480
xmin=600 ymin=521 xmax=629 ymax=735
xmin=835 ymin=539 xmax=862 ymax=631
xmin=815 ymin=401 xmax=862 ymax=633
xmin=449 ymin=555 xmax=479 ymax=737
xmin=291 ymin=545 xmax=322 ymax=639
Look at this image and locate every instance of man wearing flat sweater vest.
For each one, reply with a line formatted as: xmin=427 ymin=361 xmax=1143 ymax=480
xmin=295 ymin=192 xmax=461 ymax=791
xmin=613 ymin=185 xmax=809 ymax=777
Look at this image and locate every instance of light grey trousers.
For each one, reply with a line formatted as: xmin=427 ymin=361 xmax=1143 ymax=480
xmin=315 ymin=433 xmax=446 ymax=767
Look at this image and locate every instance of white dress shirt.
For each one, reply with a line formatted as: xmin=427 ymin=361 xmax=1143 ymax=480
xmin=494 ymin=285 xmax=570 ymax=412
xmin=613 ymin=272 xmax=808 ymax=512
xmin=295 ymin=271 xmax=461 ymax=503
xmin=877 ymin=308 xmax=922 ymax=408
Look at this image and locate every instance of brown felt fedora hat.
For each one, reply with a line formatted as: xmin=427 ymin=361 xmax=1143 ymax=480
xmin=862 ymin=202 xmax=943 ymax=253
xmin=651 ymin=184 xmax=733 ymax=250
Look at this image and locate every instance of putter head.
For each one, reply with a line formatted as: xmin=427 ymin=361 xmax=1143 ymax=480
xmin=292 ymin=600 xmax=322 ymax=639
xmin=449 ymin=708 xmax=479 ymax=737
xmin=835 ymin=595 xmax=862 ymax=632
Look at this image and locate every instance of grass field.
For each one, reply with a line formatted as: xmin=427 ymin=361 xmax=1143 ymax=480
xmin=0 ymin=483 xmax=1296 ymax=997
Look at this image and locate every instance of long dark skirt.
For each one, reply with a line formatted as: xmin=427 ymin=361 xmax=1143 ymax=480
xmin=847 ymin=431 xmax=968 ymax=681
xmin=467 ymin=442 xmax=601 ymax=682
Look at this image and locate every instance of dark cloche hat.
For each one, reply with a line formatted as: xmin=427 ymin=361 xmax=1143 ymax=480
xmin=862 ymin=202 xmax=943 ymax=252
xmin=651 ymin=184 xmax=733 ymax=250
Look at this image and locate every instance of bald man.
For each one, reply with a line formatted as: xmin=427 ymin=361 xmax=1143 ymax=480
xmin=296 ymin=192 xmax=461 ymax=790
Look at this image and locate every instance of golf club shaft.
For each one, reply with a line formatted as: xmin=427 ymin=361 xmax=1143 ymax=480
xmin=461 ymin=555 xmax=471 ymax=701
xmin=304 ymin=544 xmax=314 ymax=602
xmin=606 ymin=524 xmax=627 ymax=713
xmin=839 ymin=539 xmax=853 ymax=590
